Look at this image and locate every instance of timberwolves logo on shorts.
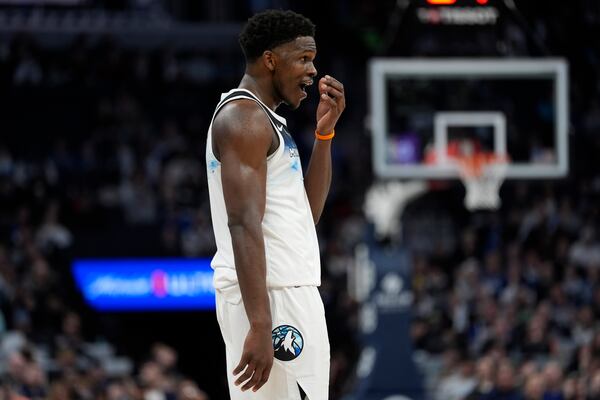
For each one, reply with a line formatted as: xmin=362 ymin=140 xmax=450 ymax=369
xmin=272 ymin=325 xmax=303 ymax=361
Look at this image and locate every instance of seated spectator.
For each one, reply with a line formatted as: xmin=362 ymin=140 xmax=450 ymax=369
xmin=480 ymin=359 xmax=523 ymax=400
xmin=523 ymin=373 xmax=546 ymax=400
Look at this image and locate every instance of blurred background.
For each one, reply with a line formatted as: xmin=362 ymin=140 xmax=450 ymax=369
xmin=0 ymin=0 xmax=599 ymax=399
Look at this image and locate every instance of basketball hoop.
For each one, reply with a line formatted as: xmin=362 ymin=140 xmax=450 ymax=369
xmin=454 ymin=153 xmax=508 ymax=211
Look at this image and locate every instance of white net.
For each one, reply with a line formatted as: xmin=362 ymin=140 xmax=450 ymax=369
xmin=456 ymin=156 xmax=508 ymax=211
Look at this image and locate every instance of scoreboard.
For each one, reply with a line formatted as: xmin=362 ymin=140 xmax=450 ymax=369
xmin=386 ymin=0 xmax=510 ymax=56
xmin=416 ymin=0 xmax=501 ymax=25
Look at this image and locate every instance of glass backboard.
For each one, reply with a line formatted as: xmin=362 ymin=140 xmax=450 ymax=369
xmin=369 ymin=59 xmax=569 ymax=179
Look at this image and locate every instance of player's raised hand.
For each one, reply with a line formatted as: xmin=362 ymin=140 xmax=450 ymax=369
xmin=232 ymin=326 xmax=274 ymax=392
xmin=316 ymin=75 xmax=346 ymax=135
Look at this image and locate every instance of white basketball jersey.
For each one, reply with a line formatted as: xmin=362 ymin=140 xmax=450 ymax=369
xmin=206 ymin=89 xmax=321 ymax=289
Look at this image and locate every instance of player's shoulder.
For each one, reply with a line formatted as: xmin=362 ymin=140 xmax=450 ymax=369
xmin=213 ymin=98 xmax=271 ymax=137
xmin=212 ymin=99 xmax=274 ymax=155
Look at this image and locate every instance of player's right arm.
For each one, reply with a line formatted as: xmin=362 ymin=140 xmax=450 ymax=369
xmin=212 ymin=100 xmax=274 ymax=393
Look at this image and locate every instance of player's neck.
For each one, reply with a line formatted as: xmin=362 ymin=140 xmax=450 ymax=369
xmin=239 ymin=73 xmax=281 ymax=111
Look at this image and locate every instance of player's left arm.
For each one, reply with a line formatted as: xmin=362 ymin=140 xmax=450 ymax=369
xmin=304 ymin=75 xmax=345 ymax=224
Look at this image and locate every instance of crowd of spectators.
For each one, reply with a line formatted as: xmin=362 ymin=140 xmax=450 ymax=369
xmin=0 ymin=32 xmax=226 ymax=398
xmin=404 ymin=176 xmax=600 ymax=400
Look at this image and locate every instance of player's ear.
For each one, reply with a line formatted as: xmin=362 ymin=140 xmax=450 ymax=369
xmin=263 ymin=50 xmax=276 ymax=72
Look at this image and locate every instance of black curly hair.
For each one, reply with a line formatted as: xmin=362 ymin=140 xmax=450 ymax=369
xmin=239 ymin=10 xmax=316 ymax=62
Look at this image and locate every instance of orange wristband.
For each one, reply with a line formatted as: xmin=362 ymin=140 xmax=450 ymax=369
xmin=315 ymin=129 xmax=335 ymax=140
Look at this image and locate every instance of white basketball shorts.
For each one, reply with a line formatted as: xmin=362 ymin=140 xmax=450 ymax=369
xmin=215 ymin=285 xmax=330 ymax=400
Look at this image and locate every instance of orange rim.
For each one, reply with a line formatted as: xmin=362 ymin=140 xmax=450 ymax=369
xmin=457 ymin=153 xmax=508 ymax=177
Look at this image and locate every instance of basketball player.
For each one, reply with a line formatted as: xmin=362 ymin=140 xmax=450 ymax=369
xmin=206 ymin=9 xmax=345 ymax=400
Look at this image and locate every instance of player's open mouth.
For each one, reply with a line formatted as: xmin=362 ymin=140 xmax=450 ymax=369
xmin=299 ymin=80 xmax=313 ymax=97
